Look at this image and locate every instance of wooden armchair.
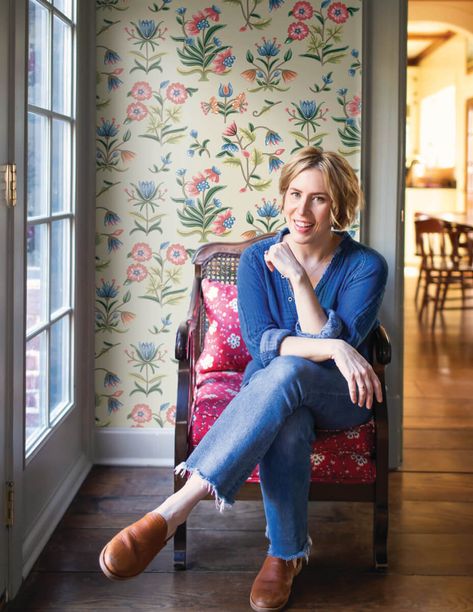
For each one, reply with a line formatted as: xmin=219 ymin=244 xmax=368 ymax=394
xmin=174 ymin=236 xmax=391 ymax=571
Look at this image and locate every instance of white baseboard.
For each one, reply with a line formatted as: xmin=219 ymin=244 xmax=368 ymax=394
xmin=22 ymin=453 xmax=92 ymax=578
xmin=94 ymin=427 xmax=175 ymax=466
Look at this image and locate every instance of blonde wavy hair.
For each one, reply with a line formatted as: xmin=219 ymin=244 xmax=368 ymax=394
xmin=279 ymin=146 xmax=363 ymax=230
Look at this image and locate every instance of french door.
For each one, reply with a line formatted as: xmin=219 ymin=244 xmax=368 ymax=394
xmin=2 ymin=0 xmax=94 ymax=600
xmin=0 ymin=0 xmax=12 ymax=601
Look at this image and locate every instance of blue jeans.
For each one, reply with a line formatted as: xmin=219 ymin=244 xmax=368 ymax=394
xmin=177 ymin=356 xmax=372 ymax=561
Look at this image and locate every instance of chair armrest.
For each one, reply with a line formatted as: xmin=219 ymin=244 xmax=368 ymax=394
xmin=174 ymin=277 xmax=202 ymax=470
xmin=373 ymin=325 xmax=391 ymax=366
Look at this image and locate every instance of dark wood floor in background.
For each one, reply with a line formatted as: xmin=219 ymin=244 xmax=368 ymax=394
xmin=8 ymin=277 xmax=473 ymax=611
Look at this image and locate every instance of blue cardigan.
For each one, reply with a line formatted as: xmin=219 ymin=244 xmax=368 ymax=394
xmin=237 ymin=228 xmax=388 ymax=385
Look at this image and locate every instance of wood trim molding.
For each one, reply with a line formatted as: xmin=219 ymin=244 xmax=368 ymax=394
xmin=362 ymin=0 xmax=406 ymax=469
xmin=94 ymin=427 xmax=175 ymax=466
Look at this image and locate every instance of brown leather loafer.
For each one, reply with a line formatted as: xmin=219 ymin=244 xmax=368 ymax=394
xmin=250 ymin=555 xmax=303 ymax=612
xmin=99 ymin=512 xmax=169 ymax=580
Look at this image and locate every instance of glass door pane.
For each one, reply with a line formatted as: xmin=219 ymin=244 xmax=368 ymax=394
xmin=50 ymin=315 xmax=70 ymax=420
xmin=26 ymin=223 xmax=49 ymax=332
xmin=25 ymin=0 xmax=76 ymax=458
xmin=25 ymin=332 xmax=48 ymax=448
xmin=28 ymin=0 xmax=50 ymax=108
xmin=51 ymin=119 xmax=71 ymax=213
xmin=52 ymin=15 xmax=71 ymax=115
xmin=27 ymin=112 xmax=49 ymax=217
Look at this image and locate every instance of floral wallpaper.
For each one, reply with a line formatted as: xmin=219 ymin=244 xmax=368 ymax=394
xmin=95 ymin=0 xmax=362 ymax=429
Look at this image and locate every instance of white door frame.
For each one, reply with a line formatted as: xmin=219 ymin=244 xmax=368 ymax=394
xmin=6 ymin=0 xmax=96 ymax=599
xmin=0 ymin=0 xmax=13 ymax=601
xmin=362 ymin=0 xmax=407 ymax=468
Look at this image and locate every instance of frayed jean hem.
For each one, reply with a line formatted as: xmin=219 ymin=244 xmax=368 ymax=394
xmin=267 ymin=534 xmax=312 ymax=563
xmin=175 ymin=461 xmax=234 ymax=512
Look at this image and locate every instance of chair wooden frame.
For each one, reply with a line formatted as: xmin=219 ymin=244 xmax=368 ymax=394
xmin=414 ymin=217 xmax=473 ymax=327
xmin=174 ymin=236 xmax=391 ymax=571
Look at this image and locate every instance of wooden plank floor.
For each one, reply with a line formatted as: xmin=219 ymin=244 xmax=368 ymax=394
xmin=8 ymin=276 xmax=473 ymax=611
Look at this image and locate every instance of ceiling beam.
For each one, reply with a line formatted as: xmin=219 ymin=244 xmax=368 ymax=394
xmin=408 ymin=31 xmax=455 ymax=65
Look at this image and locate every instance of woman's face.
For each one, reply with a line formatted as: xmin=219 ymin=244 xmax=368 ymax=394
xmin=283 ymin=167 xmax=333 ymax=246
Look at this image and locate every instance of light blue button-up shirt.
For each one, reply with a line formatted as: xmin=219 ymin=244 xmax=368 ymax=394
xmin=237 ymin=228 xmax=388 ymax=385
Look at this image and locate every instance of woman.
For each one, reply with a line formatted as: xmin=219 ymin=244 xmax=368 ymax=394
xmin=99 ymin=147 xmax=387 ymax=612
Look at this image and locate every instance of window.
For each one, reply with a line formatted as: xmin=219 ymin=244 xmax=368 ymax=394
xmin=25 ymin=0 xmax=76 ymax=455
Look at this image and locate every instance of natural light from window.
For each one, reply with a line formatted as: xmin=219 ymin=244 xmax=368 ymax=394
xmin=419 ymin=85 xmax=456 ymax=168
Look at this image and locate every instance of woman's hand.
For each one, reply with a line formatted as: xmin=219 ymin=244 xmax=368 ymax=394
xmin=264 ymin=242 xmax=306 ymax=282
xmin=331 ymin=340 xmax=383 ymax=410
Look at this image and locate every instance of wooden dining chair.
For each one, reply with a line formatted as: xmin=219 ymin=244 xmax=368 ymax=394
xmin=415 ymin=217 xmax=473 ymax=326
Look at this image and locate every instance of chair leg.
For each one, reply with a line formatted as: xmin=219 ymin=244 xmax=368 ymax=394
xmin=414 ymin=269 xmax=423 ymax=306
xmin=173 ymin=521 xmax=187 ymax=569
xmin=373 ymin=502 xmax=388 ymax=570
xmin=439 ymin=272 xmax=450 ymax=311
xmin=431 ymin=278 xmax=443 ymax=329
xmin=418 ymin=271 xmax=431 ymax=320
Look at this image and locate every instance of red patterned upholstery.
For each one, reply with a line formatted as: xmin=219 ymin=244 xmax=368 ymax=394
xmin=195 ymin=279 xmax=252 ymax=375
xmin=190 ymin=370 xmax=376 ymax=485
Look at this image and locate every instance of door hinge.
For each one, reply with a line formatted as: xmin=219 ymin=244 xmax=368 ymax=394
xmin=1 ymin=163 xmax=17 ymax=207
xmin=5 ymin=481 xmax=14 ymax=527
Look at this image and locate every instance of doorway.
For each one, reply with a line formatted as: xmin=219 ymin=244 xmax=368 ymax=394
xmin=404 ymin=2 xmax=473 ymax=489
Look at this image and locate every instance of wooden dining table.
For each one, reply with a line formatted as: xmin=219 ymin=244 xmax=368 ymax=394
xmin=415 ymin=211 xmax=473 ymax=262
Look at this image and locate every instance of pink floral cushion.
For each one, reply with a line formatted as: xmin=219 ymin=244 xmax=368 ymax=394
xmin=195 ymin=279 xmax=251 ymax=376
xmin=190 ymin=370 xmax=376 ymax=485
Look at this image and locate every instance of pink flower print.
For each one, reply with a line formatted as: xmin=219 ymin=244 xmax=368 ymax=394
xmin=213 ymin=49 xmax=236 ymax=74
xmin=126 ymin=102 xmax=148 ymax=121
xmin=131 ymin=242 xmax=152 ymax=262
xmin=186 ymin=173 xmax=210 ymax=197
xmin=166 ymin=82 xmax=188 ymax=104
xmin=200 ymin=354 xmax=215 ymax=370
xmin=327 ymin=2 xmax=349 ymax=24
xmin=292 ymin=1 xmax=314 ymax=20
xmin=228 ymin=297 xmax=238 ymax=312
xmin=213 ymin=210 xmax=235 ymax=235
xmin=130 ymin=403 xmax=152 ymax=424
xmin=204 ymin=5 xmax=220 ymax=22
xmin=185 ymin=11 xmax=210 ymax=36
xmin=226 ymin=333 xmax=241 ymax=349
xmin=166 ymin=243 xmax=188 ymax=265
xmin=223 ymin=121 xmax=238 ymax=137
xmin=346 ymin=95 xmax=361 ymax=117
xmin=166 ymin=404 xmax=176 ymax=425
xmin=287 ymin=21 xmax=309 ymax=40
xmin=127 ymin=263 xmax=148 ymax=282
xmin=131 ymin=81 xmax=152 ymax=101
xmin=204 ymin=166 xmax=221 ymax=183
xmin=206 ymin=285 xmax=219 ymax=301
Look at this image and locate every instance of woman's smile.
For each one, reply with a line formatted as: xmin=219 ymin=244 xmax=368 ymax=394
xmin=283 ymin=167 xmax=332 ymax=246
